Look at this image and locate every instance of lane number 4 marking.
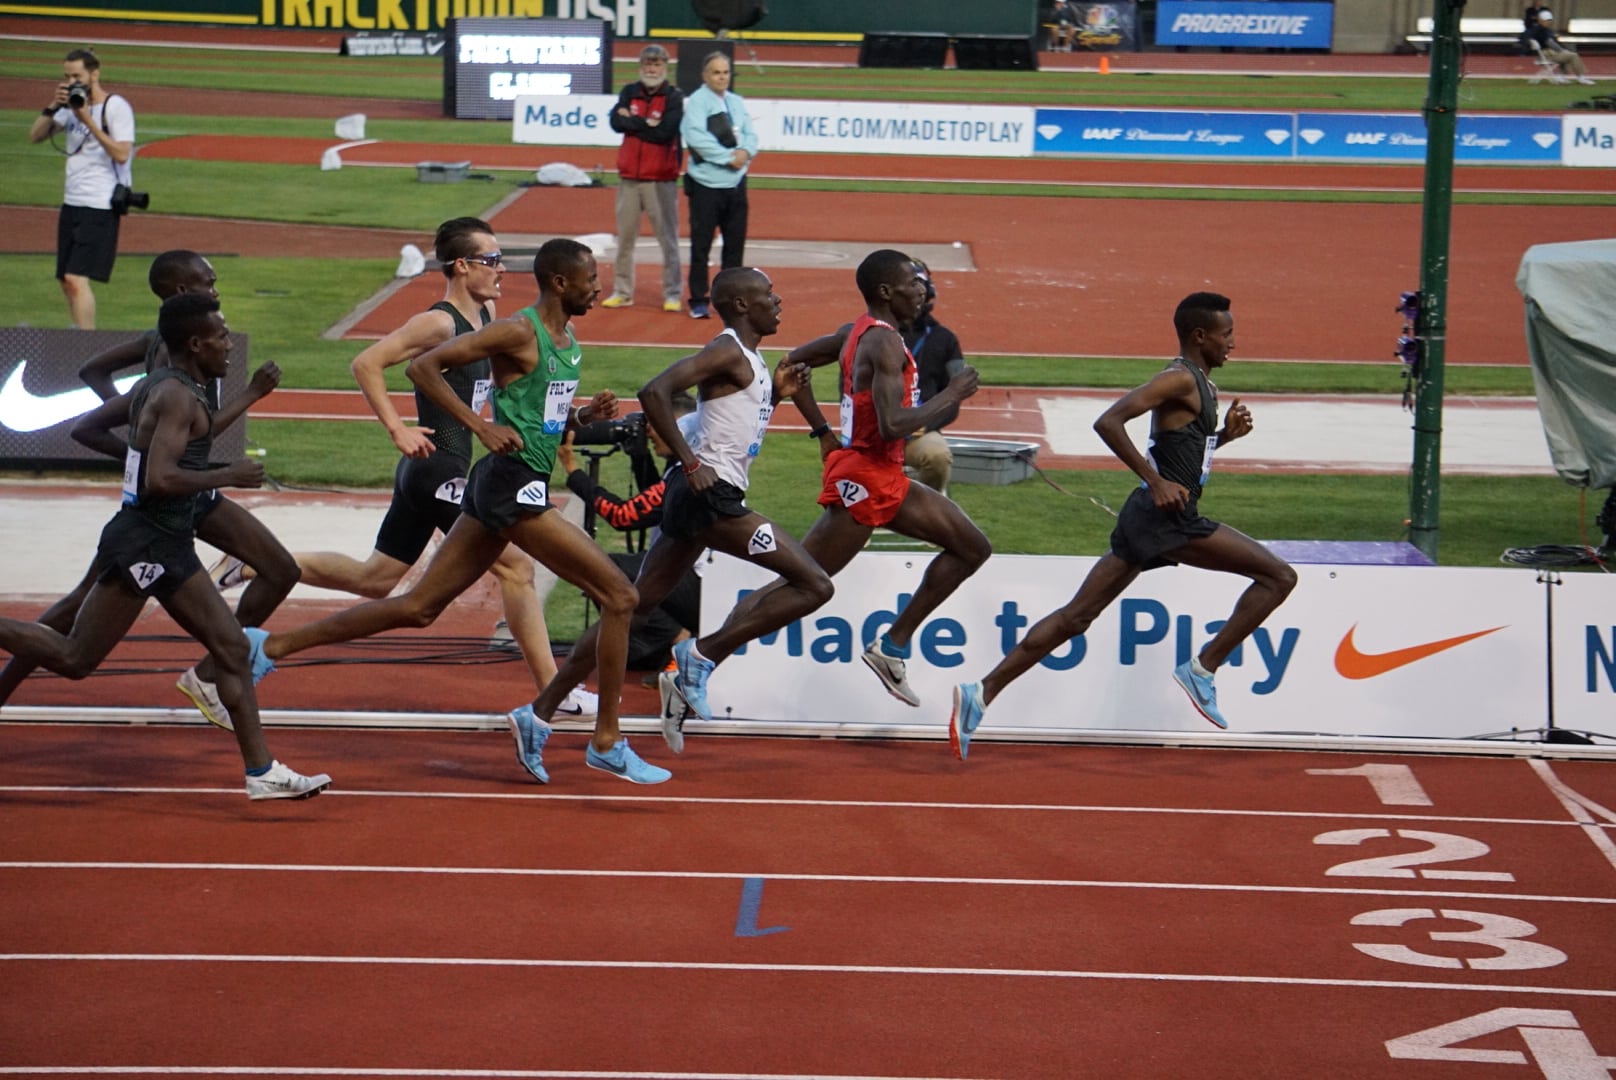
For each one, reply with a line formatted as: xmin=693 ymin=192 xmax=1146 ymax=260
xmin=1389 ymin=1008 xmax=1616 ymax=1078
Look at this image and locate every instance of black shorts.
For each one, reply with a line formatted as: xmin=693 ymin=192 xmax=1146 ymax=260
xmin=194 ymin=488 xmax=223 ymax=524
xmin=1109 ymin=486 xmax=1220 ymax=571
xmin=94 ymin=506 xmax=202 ymax=600
xmin=374 ymin=452 xmax=469 ymax=563
xmin=57 ymin=204 xmax=120 ymax=283
xmin=659 ymin=465 xmax=750 ymax=542
xmin=459 ymin=452 xmax=555 ymax=533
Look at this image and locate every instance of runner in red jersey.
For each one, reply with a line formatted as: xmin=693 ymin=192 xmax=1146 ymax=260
xmin=722 ymin=249 xmax=990 ymax=708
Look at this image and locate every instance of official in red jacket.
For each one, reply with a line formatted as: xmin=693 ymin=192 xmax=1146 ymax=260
xmin=602 ymin=44 xmax=685 ymax=312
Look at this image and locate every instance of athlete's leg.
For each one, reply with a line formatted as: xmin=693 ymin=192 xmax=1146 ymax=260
xmin=489 ymin=543 xmax=559 ymax=687
xmin=980 ymin=553 xmax=1139 ymax=704
xmin=694 ymin=513 xmax=832 ymax=664
xmin=281 ymin=549 xmax=412 ymax=599
xmin=0 ymin=559 xmax=98 ymax=706
xmin=0 ymin=576 xmax=145 ymax=681
xmin=880 ymin=483 xmax=992 ymax=649
xmin=261 ymin=516 xmax=505 ymax=663
xmin=193 ymin=498 xmax=301 ymax=683
xmin=719 ymin=506 xmax=863 ymax=642
xmin=157 ymin=570 xmax=275 ymax=770
xmin=502 ymin=512 xmax=636 ymax=752
xmin=1174 ymin=525 xmax=1297 ymax=671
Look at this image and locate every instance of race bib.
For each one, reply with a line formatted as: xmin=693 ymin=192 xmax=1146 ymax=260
xmin=839 ymin=393 xmax=854 ymax=443
xmin=121 ymin=449 xmax=141 ymax=505
xmin=434 ymin=477 xmax=467 ymax=505
xmin=748 ymin=404 xmax=773 ymax=458
xmin=542 ymin=380 xmax=579 ymax=435
xmin=747 ymin=522 xmax=776 ymax=557
xmin=470 ymin=378 xmax=493 ymax=417
xmin=836 ymin=478 xmax=869 ymax=507
xmin=516 ymin=479 xmax=549 ymax=507
xmin=129 ymin=561 xmax=164 ymax=591
xmin=1200 ymin=434 xmax=1219 ymax=486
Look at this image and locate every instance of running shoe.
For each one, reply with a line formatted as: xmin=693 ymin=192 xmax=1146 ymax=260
xmin=585 ymin=737 xmax=671 ymax=784
xmin=662 ymin=299 xmax=683 ymax=313
xmin=861 ymin=640 xmax=920 ymax=707
xmin=689 ymin=301 xmax=711 ymax=320
xmin=209 ymin=553 xmax=247 ymax=590
xmin=672 ymin=637 xmax=716 ymax=722
xmin=1172 ymin=660 xmax=1229 ymax=729
xmin=600 ymin=294 xmax=634 ymax=309
xmin=554 ymin=687 xmax=599 ymax=719
xmin=658 ymin=670 xmax=691 ymax=754
xmin=176 ymin=667 xmax=232 ymax=731
xmin=507 ymin=703 xmax=552 ymax=784
xmin=243 ymin=627 xmax=275 ymax=685
xmin=949 ymin=681 xmax=986 ymax=761
xmin=245 ymin=760 xmax=332 ymax=801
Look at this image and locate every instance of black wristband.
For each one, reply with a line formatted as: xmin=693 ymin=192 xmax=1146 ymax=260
xmin=808 ymin=423 xmax=833 ymax=440
xmin=42 ymin=106 xmax=57 ymax=116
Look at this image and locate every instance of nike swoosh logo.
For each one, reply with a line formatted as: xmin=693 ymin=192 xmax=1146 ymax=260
xmin=0 ymin=361 xmax=140 ymax=433
xmin=1334 ymin=623 xmax=1507 ymax=680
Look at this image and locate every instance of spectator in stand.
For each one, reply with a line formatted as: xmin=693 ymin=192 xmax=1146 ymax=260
xmin=28 ymin=48 xmax=135 ymax=329
xmin=1528 ymin=10 xmax=1596 ymax=84
xmin=602 ymin=44 xmax=684 ymax=313
xmin=901 ymin=260 xmax=966 ymax=495
xmin=679 ymin=51 xmax=758 ymax=321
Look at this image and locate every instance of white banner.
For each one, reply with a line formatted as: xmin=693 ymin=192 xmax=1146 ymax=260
xmin=699 ymin=553 xmax=1557 ymax=741
xmin=513 ymin=95 xmax=1037 ymax=156
xmin=1551 ymin=576 xmax=1616 ymax=732
xmin=1560 ymin=114 xmax=1616 ymax=167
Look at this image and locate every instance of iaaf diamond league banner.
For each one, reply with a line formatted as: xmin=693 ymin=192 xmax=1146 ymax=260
xmin=0 ymin=329 xmax=247 ymax=465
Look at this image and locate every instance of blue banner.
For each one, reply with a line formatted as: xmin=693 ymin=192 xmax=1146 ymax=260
xmin=1294 ymin=112 xmax=1563 ymax=163
xmin=1034 ymin=108 xmax=1296 ymax=158
xmin=1155 ymin=1 xmax=1334 ymax=49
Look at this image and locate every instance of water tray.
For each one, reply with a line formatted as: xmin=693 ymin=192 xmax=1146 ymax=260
xmin=946 ymin=437 xmax=1039 ymax=485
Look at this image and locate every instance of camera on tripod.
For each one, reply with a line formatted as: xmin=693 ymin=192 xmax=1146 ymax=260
xmin=571 ymin=411 xmax=648 ymax=453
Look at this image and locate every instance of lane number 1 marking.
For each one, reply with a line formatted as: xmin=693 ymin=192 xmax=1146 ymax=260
xmin=1308 ymin=763 xmax=1433 ymax=807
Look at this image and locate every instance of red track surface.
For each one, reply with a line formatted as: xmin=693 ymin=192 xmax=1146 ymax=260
xmin=3 ymin=722 xmax=1615 ymax=1077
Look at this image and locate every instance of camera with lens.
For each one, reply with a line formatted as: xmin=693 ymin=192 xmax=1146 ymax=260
xmin=65 ymin=81 xmax=89 ymax=109
xmin=571 ymin=410 xmax=648 ymax=452
xmin=110 ymin=183 xmax=150 ymax=216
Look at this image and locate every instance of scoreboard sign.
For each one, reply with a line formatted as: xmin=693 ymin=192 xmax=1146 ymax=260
xmin=444 ymin=17 xmax=613 ymax=120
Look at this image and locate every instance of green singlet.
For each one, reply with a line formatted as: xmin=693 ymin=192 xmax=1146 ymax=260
xmin=493 ymin=308 xmax=582 ymax=477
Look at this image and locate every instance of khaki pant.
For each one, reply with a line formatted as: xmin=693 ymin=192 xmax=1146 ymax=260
xmin=905 ymin=430 xmax=953 ymax=494
xmin=612 ymin=178 xmax=681 ymax=303
xmin=1544 ymin=46 xmax=1587 ymax=77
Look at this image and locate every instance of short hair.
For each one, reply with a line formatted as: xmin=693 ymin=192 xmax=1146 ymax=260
xmin=703 ymin=50 xmax=731 ymax=72
xmin=147 ymin=250 xmax=206 ymax=299
xmin=434 ymin=216 xmax=494 ymax=276
xmin=855 ymin=249 xmax=915 ymax=305
xmin=158 ymin=293 xmax=221 ymax=354
xmin=533 ymin=237 xmax=591 ymax=288
xmin=640 ymin=44 xmax=669 ymax=62
xmin=1173 ymin=292 xmax=1232 ymax=341
xmin=711 ymin=266 xmax=766 ymax=315
xmin=65 ymin=48 xmax=100 ymax=72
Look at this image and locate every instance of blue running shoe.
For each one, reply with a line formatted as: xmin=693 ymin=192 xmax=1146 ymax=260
xmin=949 ymin=681 xmax=986 ymax=761
xmin=243 ymin=627 xmax=275 ymax=685
xmin=585 ymin=737 xmax=672 ymax=785
xmin=672 ymin=637 xmax=716 ymax=722
xmin=507 ymin=703 xmax=552 ymax=784
xmin=1173 ymin=660 xmax=1228 ymax=729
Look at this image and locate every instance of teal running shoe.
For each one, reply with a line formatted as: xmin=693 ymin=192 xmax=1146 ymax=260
xmin=507 ymin=703 xmax=553 ymax=784
xmin=1173 ymin=660 xmax=1228 ymax=729
xmin=672 ymin=637 xmax=716 ymax=722
xmin=585 ymin=737 xmax=672 ymax=784
xmin=243 ymin=627 xmax=275 ymax=685
xmin=950 ymin=681 xmax=986 ymax=760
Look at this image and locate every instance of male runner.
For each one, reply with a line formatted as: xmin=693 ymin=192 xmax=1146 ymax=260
xmin=0 ymin=293 xmax=330 ymax=799
xmin=213 ymin=218 xmax=595 ymax=719
xmin=0 ymin=250 xmax=299 ymax=728
xmin=245 ymin=239 xmax=669 ymax=785
xmin=720 ymin=249 xmax=990 ymax=708
xmin=528 ymin=267 xmax=829 ymax=753
xmin=948 ymin=292 xmax=1298 ymax=757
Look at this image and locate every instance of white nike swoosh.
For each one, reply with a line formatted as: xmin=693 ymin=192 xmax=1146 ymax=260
xmin=0 ymin=361 xmax=140 ymax=433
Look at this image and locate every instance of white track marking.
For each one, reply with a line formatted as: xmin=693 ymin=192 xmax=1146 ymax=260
xmin=1 ymin=861 xmax=1610 ymax=906
xmin=1529 ymin=760 xmax=1616 ymax=874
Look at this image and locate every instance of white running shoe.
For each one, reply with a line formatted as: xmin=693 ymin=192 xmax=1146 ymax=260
xmin=554 ymin=687 xmax=599 ymax=718
xmin=209 ymin=554 xmax=247 ymax=590
xmin=861 ymin=641 xmax=921 ymax=707
xmin=245 ymin=760 xmax=332 ymax=801
xmin=176 ymin=667 xmax=233 ymax=731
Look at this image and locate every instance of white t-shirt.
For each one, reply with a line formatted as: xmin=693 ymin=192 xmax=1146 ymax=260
xmin=684 ymin=327 xmax=773 ymax=491
xmin=53 ymin=95 xmax=135 ymax=209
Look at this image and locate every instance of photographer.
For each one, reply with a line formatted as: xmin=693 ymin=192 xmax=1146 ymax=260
xmin=902 ymin=259 xmax=966 ymax=495
xmin=29 ymin=48 xmax=137 ymax=330
xmin=558 ymin=394 xmax=701 ymax=673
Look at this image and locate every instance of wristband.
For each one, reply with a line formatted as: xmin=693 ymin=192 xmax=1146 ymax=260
xmin=808 ymin=423 xmax=833 ymax=440
xmin=683 ymin=460 xmax=702 ymax=475
xmin=42 ymin=106 xmax=57 ymax=116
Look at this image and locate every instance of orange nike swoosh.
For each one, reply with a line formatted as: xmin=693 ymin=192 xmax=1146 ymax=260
xmin=1335 ymin=623 xmax=1507 ymax=680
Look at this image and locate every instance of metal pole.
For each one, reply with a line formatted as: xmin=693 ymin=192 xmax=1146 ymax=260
xmin=1409 ymin=0 xmax=1465 ymax=561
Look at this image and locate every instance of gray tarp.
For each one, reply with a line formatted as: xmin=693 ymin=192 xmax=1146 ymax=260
xmin=1516 ymin=238 xmax=1616 ymax=490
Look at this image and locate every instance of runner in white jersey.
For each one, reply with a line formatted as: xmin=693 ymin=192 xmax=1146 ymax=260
xmin=537 ymin=267 xmax=831 ymax=753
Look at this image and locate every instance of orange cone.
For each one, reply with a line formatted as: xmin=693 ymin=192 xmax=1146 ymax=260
xmin=1099 ymin=54 xmax=1111 ymax=75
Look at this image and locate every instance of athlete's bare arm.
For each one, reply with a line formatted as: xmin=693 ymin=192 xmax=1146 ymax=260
xmin=785 ymin=323 xmax=852 ymax=370
xmin=408 ymin=316 xmax=537 ymax=456
xmin=137 ymin=381 xmax=263 ymax=498
xmin=212 ymin=362 xmax=280 ymax=434
xmin=1092 ymin=367 xmax=1201 ymax=512
xmin=69 ymin=391 xmax=133 ymax=459
xmin=351 ymin=308 xmax=459 ymax=458
xmin=862 ymin=327 xmax=978 ymax=443
xmin=77 ymin=337 xmax=149 ymax=401
xmin=638 ymin=334 xmax=751 ymax=484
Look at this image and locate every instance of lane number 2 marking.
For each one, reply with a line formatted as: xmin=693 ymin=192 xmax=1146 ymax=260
xmin=1314 ymin=828 xmax=1515 ymax=882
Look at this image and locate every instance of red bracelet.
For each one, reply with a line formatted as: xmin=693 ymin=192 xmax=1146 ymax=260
xmin=684 ymin=460 xmax=702 ymax=475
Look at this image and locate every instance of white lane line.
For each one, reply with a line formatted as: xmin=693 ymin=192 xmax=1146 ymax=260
xmin=0 ymin=784 xmax=1602 ymax=829
xmin=3 ymin=952 xmax=1613 ymax=999
xmin=2 ymin=861 xmax=1611 ymax=906
xmin=1529 ymin=760 xmax=1616 ymax=873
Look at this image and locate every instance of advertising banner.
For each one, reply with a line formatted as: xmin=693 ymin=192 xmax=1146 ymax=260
xmin=1060 ymin=2 xmax=1140 ymax=52
xmin=700 ymin=554 xmax=1548 ymax=742
xmin=445 ymin=17 xmax=612 ymax=120
xmin=1294 ymin=112 xmax=1562 ymax=164
xmin=515 ymin=96 xmax=1038 ymax=157
xmin=0 ymin=329 xmax=248 ymax=465
xmin=1562 ymin=114 xmax=1616 ymax=168
xmin=1549 ymin=576 xmax=1616 ymax=736
xmin=1033 ymin=108 xmax=1297 ymax=158
xmin=1155 ymin=1 xmax=1334 ymax=49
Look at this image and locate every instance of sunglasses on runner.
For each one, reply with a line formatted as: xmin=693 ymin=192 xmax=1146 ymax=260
xmin=462 ymin=251 xmax=504 ymax=267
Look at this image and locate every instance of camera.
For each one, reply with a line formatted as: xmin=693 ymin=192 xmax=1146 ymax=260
xmin=572 ymin=411 xmax=648 ymax=451
xmin=65 ymin=81 xmax=89 ymax=109
xmin=110 ymin=183 xmax=150 ymax=216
